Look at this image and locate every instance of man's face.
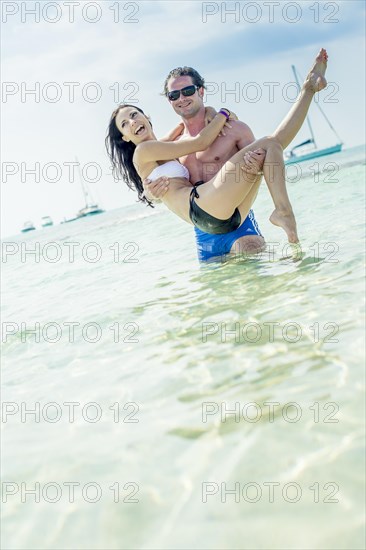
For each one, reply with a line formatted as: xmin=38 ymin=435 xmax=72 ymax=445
xmin=166 ymin=75 xmax=204 ymax=118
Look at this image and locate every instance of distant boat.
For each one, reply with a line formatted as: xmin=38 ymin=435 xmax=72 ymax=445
xmin=41 ymin=216 xmax=53 ymax=227
xmin=61 ymin=216 xmax=79 ymax=224
xmin=61 ymin=158 xmax=105 ymax=223
xmin=21 ymin=221 xmax=36 ymax=233
xmin=285 ymin=65 xmax=343 ymax=165
xmin=77 ymin=204 xmax=105 ymax=217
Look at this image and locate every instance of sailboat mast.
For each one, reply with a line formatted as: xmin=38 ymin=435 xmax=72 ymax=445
xmin=291 ymin=65 xmax=317 ymax=149
xmin=75 ymin=156 xmax=93 ymax=207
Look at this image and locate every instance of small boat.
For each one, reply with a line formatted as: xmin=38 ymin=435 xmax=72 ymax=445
xmin=41 ymin=216 xmax=53 ymax=227
xmin=61 ymin=158 xmax=105 ymax=223
xmin=61 ymin=216 xmax=79 ymax=224
xmin=61 ymin=204 xmax=104 ymax=225
xmin=77 ymin=205 xmax=105 ymax=217
xmin=21 ymin=221 xmax=36 ymax=233
xmin=285 ymin=65 xmax=343 ymax=165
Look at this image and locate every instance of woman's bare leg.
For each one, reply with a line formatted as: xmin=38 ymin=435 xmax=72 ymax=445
xmin=197 ymin=136 xmax=286 ymax=219
xmin=196 ymin=50 xmax=329 ymax=242
xmin=262 ymin=139 xmax=298 ymax=242
xmin=273 ymin=48 xmax=328 ymax=148
xmin=239 ymin=49 xmax=329 ymax=242
xmin=231 ymin=138 xmax=299 ymax=242
xmin=254 ymin=49 xmax=328 ymax=241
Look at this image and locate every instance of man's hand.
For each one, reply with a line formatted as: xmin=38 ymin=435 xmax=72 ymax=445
xmin=241 ymin=148 xmax=266 ymax=175
xmin=142 ymin=176 xmax=169 ymax=201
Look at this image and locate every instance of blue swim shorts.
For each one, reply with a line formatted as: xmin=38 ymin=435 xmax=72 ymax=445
xmin=194 ymin=209 xmax=263 ymax=262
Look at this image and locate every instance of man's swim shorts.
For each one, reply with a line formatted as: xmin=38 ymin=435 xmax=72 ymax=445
xmin=194 ymin=209 xmax=263 ymax=262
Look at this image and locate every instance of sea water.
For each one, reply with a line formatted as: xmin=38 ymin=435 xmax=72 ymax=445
xmin=1 ymin=145 xmax=365 ymax=549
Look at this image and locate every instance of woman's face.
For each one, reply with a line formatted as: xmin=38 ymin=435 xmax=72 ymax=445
xmin=115 ymin=106 xmax=152 ymax=144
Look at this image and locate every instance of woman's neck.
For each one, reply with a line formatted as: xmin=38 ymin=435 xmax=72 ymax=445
xmin=141 ymin=131 xmax=157 ymax=142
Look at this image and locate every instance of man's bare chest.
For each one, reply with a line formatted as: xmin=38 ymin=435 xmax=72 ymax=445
xmin=179 ymin=138 xmax=238 ymax=182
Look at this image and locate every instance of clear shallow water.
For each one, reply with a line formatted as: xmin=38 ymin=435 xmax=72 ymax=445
xmin=1 ymin=146 xmax=365 ymax=549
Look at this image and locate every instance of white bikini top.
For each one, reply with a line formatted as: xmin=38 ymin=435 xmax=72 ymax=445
xmin=148 ymin=160 xmax=190 ymax=181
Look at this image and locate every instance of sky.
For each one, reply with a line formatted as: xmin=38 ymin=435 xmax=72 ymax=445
xmin=1 ymin=0 xmax=365 ymax=237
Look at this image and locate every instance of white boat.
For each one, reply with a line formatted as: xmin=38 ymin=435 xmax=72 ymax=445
xmin=61 ymin=158 xmax=105 ymax=223
xmin=41 ymin=216 xmax=53 ymax=227
xmin=285 ymin=65 xmax=343 ymax=165
xmin=77 ymin=204 xmax=105 ymax=217
xmin=21 ymin=221 xmax=36 ymax=233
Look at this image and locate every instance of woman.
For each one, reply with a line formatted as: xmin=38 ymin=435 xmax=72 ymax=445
xmin=106 ymin=50 xmax=328 ymax=244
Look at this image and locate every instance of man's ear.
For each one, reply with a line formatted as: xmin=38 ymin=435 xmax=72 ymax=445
xmin=198 ymin=87 xmax=204 ymax=99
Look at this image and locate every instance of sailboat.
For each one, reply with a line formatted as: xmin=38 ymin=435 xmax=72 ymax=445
xmin=285 ymin=65 xmax=343 ymax=164
xmin=75 ymin=160 xmax=105 ymax=217
xmin=61 ymin=158 xmax=105 ymax=223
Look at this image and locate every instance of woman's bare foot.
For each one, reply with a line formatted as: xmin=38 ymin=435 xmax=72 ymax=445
xmin=270 ymin=208 xmax=299 ymax=243
xmin=305 ymin=48 xmax=328 ymax=93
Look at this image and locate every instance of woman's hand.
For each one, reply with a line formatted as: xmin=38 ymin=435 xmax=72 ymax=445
xmin=204 ymin=106 xmax=238 ymax=136
xmin=142 ymin=176 xmax=169 ymax=201
xmin=241 ymin=149 xmax=266 ymax=175
xmin=227 ymin=110 xmax=238 ymax=121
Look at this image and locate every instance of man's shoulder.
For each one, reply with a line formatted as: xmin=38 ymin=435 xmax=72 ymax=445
xmin=229 ymin=119 xmax=255 ymax=147
xmin=230 ymin=119 xmax=253 ymax=135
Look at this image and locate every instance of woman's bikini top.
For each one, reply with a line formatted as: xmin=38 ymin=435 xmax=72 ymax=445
xmin=148 ymin=160 xmax=189 ymax=181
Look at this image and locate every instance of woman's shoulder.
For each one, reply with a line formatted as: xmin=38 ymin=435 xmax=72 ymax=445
xmin=133 ymin=139 xmax=167 ymax=163
xmin=133 ymin=141 xmax=150 ymax=158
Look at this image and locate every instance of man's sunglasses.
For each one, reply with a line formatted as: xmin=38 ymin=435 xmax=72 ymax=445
xmin=167 ymin=85 xmax=199 ymax=102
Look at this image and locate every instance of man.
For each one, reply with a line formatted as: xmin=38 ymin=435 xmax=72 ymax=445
xmin=144 ymin=66 xmax=266 ymax=262
xmin=144 ymin=48 xmax=329 ymax=260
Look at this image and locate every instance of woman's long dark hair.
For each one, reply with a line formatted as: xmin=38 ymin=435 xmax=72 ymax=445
xmin=105 ymin=104 xmax=154 ymax=207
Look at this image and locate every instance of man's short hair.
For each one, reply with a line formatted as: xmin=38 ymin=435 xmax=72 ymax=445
xmin=162 ymin=66 xmax=206 ymax=96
